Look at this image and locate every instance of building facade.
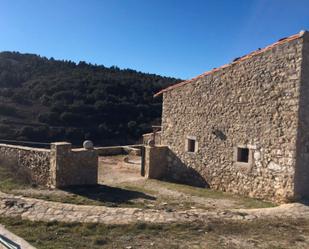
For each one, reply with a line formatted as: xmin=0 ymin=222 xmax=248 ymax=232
xmin=154 ymin=30 xmax=309 ymax=202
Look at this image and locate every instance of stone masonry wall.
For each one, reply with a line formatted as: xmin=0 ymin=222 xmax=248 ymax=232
xmin=295 ymin=32 xmax=309 ymax=199
xmin=161 ymin=37 xmax=304 ymax=202
xmin=143 ymin=131 xmax=162 ymax=145
xmin=143 ymin=145 xmax=168 ymax=179
xmin=50 ymin=142 xmax=98 ymax=188
xmin=0 ymin=142 xmax=98 ymax=188
xmin=95 ymin=145 xmax=142 ymax=156
xmin=0 ymin=144 xmax=50 ymax=186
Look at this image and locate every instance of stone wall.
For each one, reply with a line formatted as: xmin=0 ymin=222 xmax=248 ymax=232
xmin=143 ymin=145 xmax=168 ymax=179
xmin=95 ymin=145 xmax=142 ymax=156
xmin=50 ymin=142 xmax=98 ymax=188
xmin=0 ymin=142 xmax=98 ymax=188
xmin=295 ymin=32 xmax=309 ymax=199
xmin=142 ymin=131 xmax=162 ymax=145
xmin=161 ymin=35 xmax=305 ymax=202
xmin=142 ymin=145 xmax=208 ymax=186
xmin=95 ymin=146 xmax=124 ymax=156
xmin=0 ymin=144 xmax=50 ymax=186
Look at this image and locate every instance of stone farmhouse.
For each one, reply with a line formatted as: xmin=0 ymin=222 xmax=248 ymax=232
xmin=152 ymin=30 xmax=309 ymax=203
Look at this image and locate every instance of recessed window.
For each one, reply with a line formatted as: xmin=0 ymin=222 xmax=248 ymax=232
xmin=237 ymin=147 xmax=249 ymax=163
xmin=186 ymin=136 xmax=197 ymax=152
xmin=188 ymin=139 xmax=195 ymax=152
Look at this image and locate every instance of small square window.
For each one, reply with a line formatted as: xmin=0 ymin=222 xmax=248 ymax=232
xmin=186 ymin=138 xmax=197 ymax=153
xmin=237 ymin=147 xmax=249 ymax=163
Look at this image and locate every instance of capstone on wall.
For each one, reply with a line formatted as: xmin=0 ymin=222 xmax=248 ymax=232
xmin=161 ymin=37 xmax=304 ymax=202
xmin=95 ymin=145 xmax=142 ymax=156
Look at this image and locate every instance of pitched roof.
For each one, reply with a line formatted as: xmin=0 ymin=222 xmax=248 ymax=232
xmin=154 ymin=30 xmax=306 ymax=97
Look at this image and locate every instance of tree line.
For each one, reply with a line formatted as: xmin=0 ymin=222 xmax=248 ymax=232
xmin=0 ymin=51 xmax=180 ymax=146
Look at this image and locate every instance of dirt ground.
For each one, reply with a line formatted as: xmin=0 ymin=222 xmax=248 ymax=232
xmin=97 ymin=155 xmax=275 ymax=210
xmin=99 ymin=155 xmax=143 ymax=185
xmin=10 ymin=155 xmax=277 ymax=210
xmin=1 ymin=154 xmax=309 ymax=249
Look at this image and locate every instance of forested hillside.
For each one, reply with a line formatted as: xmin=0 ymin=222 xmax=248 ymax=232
xmin=0 ymin=51 xmax=180 ymax=146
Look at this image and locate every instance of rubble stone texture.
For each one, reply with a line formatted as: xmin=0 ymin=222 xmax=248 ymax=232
xmin=0 ymin=191 xmax=308 ymax=224
xmin=50 ymin=142 xmax=98 ymax=188
xmin=0 ymin=144 xmax=50 ymax=186
xmin=0 ymin=142 xmax=98 ymax=188
xmin=159 ymin=31 xmax=309 ymax=203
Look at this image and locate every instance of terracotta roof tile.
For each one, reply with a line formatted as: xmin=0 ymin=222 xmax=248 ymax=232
xmin=154 ymin=30 xmax=306 ymax=97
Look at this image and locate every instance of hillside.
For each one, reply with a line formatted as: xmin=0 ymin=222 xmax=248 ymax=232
xmin=0 ymin=51 xmax=180 ymax=146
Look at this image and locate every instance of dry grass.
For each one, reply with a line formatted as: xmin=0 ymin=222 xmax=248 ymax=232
xmin=0 ymin=156 xmax=274 ymax=210
xmin=117 ymin=179 xmax=276 ymax=209
xmin=0 ymin=162 xmax=274 ymax=211
xmin=1 ymin=216 xmax=309 ymax=249
xmin=0 ymin=162 xmax=32 ymax=191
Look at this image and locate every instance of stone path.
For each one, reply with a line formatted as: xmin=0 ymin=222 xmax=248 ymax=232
xmin=0 ymin=192 xmax=308 ymax=224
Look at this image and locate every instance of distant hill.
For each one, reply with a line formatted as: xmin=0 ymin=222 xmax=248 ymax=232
xmin=0 ymin=51 xmax=180 ymax=146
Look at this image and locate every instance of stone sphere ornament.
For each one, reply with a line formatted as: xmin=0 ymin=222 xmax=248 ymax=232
xmin=83 ymin=140 xmax=94 ymax=149
xmin=147 ymin=139 xmax=155 ymax=147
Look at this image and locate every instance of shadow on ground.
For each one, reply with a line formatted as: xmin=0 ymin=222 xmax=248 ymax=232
xmin=61 ymin=184 xmax=156 ymax=206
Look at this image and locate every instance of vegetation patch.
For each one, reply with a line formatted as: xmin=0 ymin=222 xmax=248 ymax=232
xmin=121 ymin=179 xmax=276 ymax=209
xmin=0 ymin=51 xmax=181 ymax=145
xmin=0 ymin=163 xmax=31 ymax=191
xmin=0 ymin=159 xmax=274 ymax=211
xmin=15 ymin=184 xmax=157 ymax=209
xmin=1 ymin=216 xmax=308 ymax=249
xmin=0 ymin=104 xmax=18 ymax=117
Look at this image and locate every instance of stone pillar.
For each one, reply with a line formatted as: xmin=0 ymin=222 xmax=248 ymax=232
xmin=49 ymin=142 xmax=72 ymax=188
xmin=144 ymin=145 xmax=168 ymax=179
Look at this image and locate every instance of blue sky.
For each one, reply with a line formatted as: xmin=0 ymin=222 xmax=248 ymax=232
xmin=0 ymin=0 xmax=308 ymax=79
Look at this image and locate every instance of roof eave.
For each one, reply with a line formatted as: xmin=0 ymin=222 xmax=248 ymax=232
xmin=154 ymin=30 xmax=307 ymax=98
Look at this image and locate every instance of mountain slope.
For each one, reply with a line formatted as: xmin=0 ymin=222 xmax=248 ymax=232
xmin=0 ymin=51 xmax=180 ymax=146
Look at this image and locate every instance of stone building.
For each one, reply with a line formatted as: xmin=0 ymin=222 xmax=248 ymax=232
xmin=153 ymin=30 xmax=309 ymax=202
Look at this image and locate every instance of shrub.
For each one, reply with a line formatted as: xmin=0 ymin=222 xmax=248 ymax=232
xmin=65 ymin=128 xmax=84 ymax=143
xmin=60 ymin=112 xmax=84 ymax=125
xmin=38 ymin=112 xmax=59 ymax=125
xmin=50 ymin=101 xmax=66 ymax=113
xmin=0 ymin=104 xmax=18 ymax=116
xmin=0 ymin=124 xmax=14 ymax=136
xmin=0 ymin=88 xmax=13 ymax=97
xmin=39 ymin=95 xmax=51 ymax=106
xmin=11 ymin=91 xmax=30 ymax=105
xmin=19 ymin=126 xmax=49 ymax=140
